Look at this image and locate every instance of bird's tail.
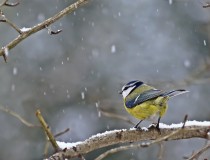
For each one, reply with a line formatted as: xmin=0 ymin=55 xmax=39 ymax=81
xmin=161 ymin=89 xmax=189 ymax=98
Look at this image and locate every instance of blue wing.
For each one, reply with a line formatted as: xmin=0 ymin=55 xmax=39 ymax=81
xmin=125 ymin=89 xmax=163 ymax=108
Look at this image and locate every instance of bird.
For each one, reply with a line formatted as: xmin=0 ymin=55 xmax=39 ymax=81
xmin=119 ymin=80 xmax=188 ymax=130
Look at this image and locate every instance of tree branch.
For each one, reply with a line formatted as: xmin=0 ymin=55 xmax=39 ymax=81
xmin=46 ymin=121 xmax=210 ymax=160
xmin=0 ymin=16 xmax=22 ymax=34
xmin=0 ymin=0 xmax=19 ymax=7
xmin=36 ymin=109 xmax=60 ymax=152
xmin=187 ymin=143 xmax=210 ymax=160
xmin=0 ymin=0 xmax=89 ymax=61
xmin=0 ymin=105 xmax=40 ymax=127
xmin=93 ymin=117 xmax=188 ymax=160
xmin=97 ymin=107 xmax=135 ymax=126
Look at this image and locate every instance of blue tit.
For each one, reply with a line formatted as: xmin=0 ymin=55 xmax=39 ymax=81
xmin=119 ymin=80 xmax=188 ymax=129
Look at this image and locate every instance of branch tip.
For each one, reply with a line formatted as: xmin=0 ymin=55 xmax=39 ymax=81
xmin=0 ymin=19 xmax=6 ymax=22
xmin=1 ymin=47 xmax=9 ymax=62
xmin=54 ymin=128 xmax=70 ymax=138
xmin=49 ymin=29 xmax=62 ymax=35
xmin=0 ymin=105 xmax=40 ymax=127
xmin=203 ymin=3 xmax=210 ymax=8
xmin=4 ymin=1 xmax=19 ymax=7
xmin=0 ymin=0 xmax=19 ymax=7
xmin=2 ymin=53 xmax=7 ymax=62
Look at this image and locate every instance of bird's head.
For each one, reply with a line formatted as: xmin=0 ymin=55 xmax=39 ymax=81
xmin=119 ymin=80 xmax=144 ymax=98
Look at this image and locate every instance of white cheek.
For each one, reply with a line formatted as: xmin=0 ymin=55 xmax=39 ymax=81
xmin=122 ymin=86 xmax=135 ymax=98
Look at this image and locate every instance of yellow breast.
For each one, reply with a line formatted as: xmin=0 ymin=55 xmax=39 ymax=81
xmin=124 ymin=98 xmax=168 ymax=120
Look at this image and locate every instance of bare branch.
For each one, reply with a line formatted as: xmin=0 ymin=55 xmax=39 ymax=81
xmin=0 ymin=16 xmax=22 ymax=34
xmin=187 ymin=143 xmax=210 ymax=160
xmin=95 ymin=141 xmax=163 ymax=160
xmin=182 ymin=114 xmax=188 ymax=128
xmin=54 ymin=128 xmax=70 ymax=138
xmin=0 ymin=0 xmax=19 ymax=7
xmin=95 ymin=143 xmax=143 ymax=160
xmin=46 ymin=121 xmax=210 ymax=160
xmin=44 ymin=140 xmax=50 ymax=158
xmin=203 ymin=3 xmax=210 ymax=8
xmin=0 ymin=0 xmax=7 ymax=6
xmin=0 ymin=105 xmax=40 ymax=127
xmin=2 ymin=47 xmax=8 ymax=62
xmin=0 ymin=0 xmax=89 ymax=60
xmin=36 ymin=109 xmax=60 ymax=152
xmin=44 ymin=128 xmax=70 ymax=158
xmin=98 ymin=108 xmax=135 ymax=125
xmin=157 ymin=142 xmax=165 ymax=160
xmin=4 ymin=1 xmax=19 ymax=7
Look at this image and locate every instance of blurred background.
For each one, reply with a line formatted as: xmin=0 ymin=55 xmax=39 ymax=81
xmin=0 ymin=0 xmax=210 ymax=159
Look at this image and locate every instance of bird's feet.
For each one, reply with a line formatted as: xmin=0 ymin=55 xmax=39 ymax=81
xmin=156 ymin=123 xmax=161 ymax=134
xmin=148 ymin=123 xmax=161 ymax=134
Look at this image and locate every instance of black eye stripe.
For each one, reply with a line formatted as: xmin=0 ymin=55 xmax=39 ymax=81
xmin=124 ymin=86 xmax=128 ymax=90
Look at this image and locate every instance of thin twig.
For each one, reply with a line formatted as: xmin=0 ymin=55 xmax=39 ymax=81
xmin=36 ymin=109 xmax=60 ymax=152
xmin=44 ymin=139 xmax=51 ymax=158
xmin=187 ymin=143 xmax=210 ymax=160
xmin=0 ymin=105 xmax=40 ymax=127
xmin=44 ymin=128 xmax=70 ymax=157
xmin=0 ymin=0 xmax=89 ymax=60
xmin=182 ymin=114 xmax=188 ymax=128
xmin=2 ymin=47 xmax=8 ymax=62
xmin=203 ymin=3 xmax=210 ymax=8
xmin=158 ymin=142 xmax=165 ymax=160
xmin=99 ymin=108 xmax=135 ymax=125
xmin=0 ymin=17 xmax=22 ymax=34
xmin=0 ymin=0 xmax=8 ymax=6
xmin=0 ymin=0 xmax=19 ymax=7
xmin=142 ymin=114 xmax=188 ymax=147
xmin=55 ymin=128 xmax=70 ymax=137
xmin=4 ymin=1 xmax=19 ymax=7
xmin=95 ymin=143 xmax=142 ymax=160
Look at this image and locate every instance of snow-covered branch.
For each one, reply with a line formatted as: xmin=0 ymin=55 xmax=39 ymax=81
xmin=46 ymin=121 xmax=210 ymax=160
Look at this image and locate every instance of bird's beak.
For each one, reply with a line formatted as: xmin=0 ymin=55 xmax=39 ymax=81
xmin=118 ymin=91 xmax=122 ymax=94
